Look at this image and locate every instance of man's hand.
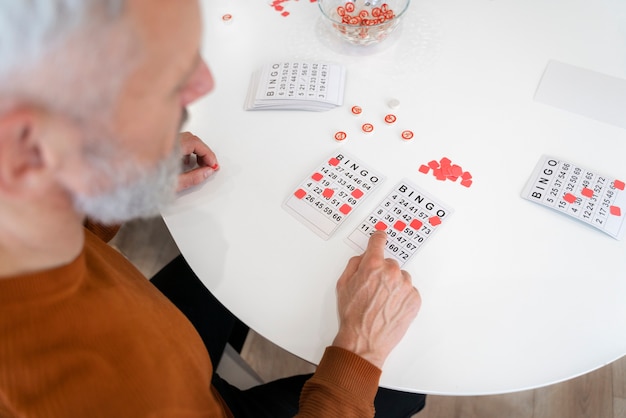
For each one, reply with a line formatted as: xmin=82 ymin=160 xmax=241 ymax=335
xmin=332 ymin=230 xmax=421 ymax=369
xmin=177 ymin=132 xmax=219 ymax=192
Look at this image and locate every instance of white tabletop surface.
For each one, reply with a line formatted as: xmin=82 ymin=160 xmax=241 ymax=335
xmin=162 ymin=0 xmax=626 ymax=395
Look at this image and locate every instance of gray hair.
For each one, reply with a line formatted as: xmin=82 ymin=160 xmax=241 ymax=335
xmin=0 ymin=0 xmax=136 ymax=119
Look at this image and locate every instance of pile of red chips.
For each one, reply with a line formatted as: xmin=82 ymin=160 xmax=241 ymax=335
xmin=419 ymin=157 xmax=473 ymax=188
xmin=336 ymin=2 xmax=395 ymax=26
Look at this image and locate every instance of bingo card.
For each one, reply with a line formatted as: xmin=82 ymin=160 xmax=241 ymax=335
xmin=522 ymin=155 xmax=626 ymax=239
xmin=283 ymin=152 xmax=384 ymax=240
xmin=346 ymin=180 xmax=453 ymax=266
xmin=244 ymin=61 xmax=346 ymax=111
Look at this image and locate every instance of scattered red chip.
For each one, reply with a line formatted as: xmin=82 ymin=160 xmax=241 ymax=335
xmin=351 ymin=189 xmax=364 ymax=199
xmin=339 ymin=204 xmax=352 ymax=214
xmin=610 ymin=206 xmax=622 ymax=216
xmin=393 ymin=221 xmax=406 ymax=231
xmin=614 ymin=179 xmax=625 ymax=190
xmin=384 ymin=114 xmax=397 ymax=124
xmin=334 ymin=131 xmax=347 ymax=141
xmin=581 ymin=187 xmax=594 ymax=198
xmin=322 ymin=188 xmax=334 ymax=198
xmin=351 ymin=105 xmax=362 ymax=115
xmin=281 ymin=11 xmax=289 ymax=16
xmin=429 ymin=216 xmax=442 ymax=226
xmin=410 ymin=219 xmax=423 ymax=230
xmin=428 ymin=160 xmax=440 ymax=169
xmin=460 ymin=179 xmax=473 ymax=188
xmin=401 ymin=130 xmax=414 ymax=140
xmin=294 ymin=189 xmax=306 ymax=199
xmin=328 ymin=157 xmax=340 ymax=166
xmin=375 ymin=221 xmax=388 ymax=231
xmin=563 ymin=193 xmax=577 ymax=204
xmin=311 ymin=172 xmax=323 ymax=181
xmin=418 ymin=164 xmax=430 ymax=174
xmin=450 ymin=165 xmax=463 ymax=177
xmin=361 ymin=123 xmax=374 ymax=133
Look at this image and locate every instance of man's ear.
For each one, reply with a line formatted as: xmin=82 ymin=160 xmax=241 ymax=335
xmin=0 ymin=106 xmax=76 ymax=196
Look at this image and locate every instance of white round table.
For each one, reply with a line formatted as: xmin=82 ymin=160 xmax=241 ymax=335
xmin=162 ymin=0 xmax=626 ymax=395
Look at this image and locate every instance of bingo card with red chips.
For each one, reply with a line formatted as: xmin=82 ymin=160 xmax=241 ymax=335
xmin=346 ymin=180 xmax=453 ymax=266
xmin=283 ymin=152 xmax=385 ymax=240
xmin=522 ymin=155 xmax=626 ymax=239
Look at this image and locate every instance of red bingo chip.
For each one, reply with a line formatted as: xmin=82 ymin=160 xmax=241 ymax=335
xmin=581 ymin=187 xmax=594 ymax=198
xmin=393 ymin=220 xmax=406 ymax=231
xmin=401 ymin=130 xmax=414 ymax=140
xmin=339 ymin=204 xmax=352 ymax=214
xmin=334 ymin=131 xmax=347 ymax=141
xmin=375 ymin=221 xmax=388 ymax=231
xmin=410 ymin=219 xmax=423 ymax=230
xmin=563 ymin=193 xmax=577 ymax=204
xmin=222 ymin=13 xmax=233 ymax=22
xmin=351 ymin=105 xmax=362 ymax=115
xmin=344 ymin=2 xmax=355 ymax=13
xmin=351 ymin=189 xmax=364 ymax=198
xmin=429 ymin=216 xmax=442 ymax=226
xmin=611 ymin=206 xmax=622 ymax=216
xmin=361 ymin=123 xmax=374 ymax=133
xmin=384 ymin=114 xmax=397 ymax=124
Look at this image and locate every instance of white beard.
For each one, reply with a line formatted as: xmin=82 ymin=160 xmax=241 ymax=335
xmin=72 ymin=138 xmax=181 ymax=225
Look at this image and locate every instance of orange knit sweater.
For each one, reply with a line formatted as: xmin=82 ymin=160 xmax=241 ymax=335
xmin=0 ymin=228 xmax=381 ymax=417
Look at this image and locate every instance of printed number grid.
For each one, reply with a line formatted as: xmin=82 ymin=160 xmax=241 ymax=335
xmin=263 ymin=62 xmax=332 ymax=101
xmin=523 ymin=155 xmax=626 ymax=239
xmin=283 ymin=153 xmax=384 ymax=240
xmin=347 ymin=180 xmax=453 ymax=266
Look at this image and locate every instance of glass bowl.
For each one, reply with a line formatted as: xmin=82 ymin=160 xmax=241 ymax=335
xmin=318 ymin=0 xmax=410 ymax=46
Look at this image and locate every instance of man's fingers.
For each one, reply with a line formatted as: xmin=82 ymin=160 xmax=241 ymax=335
xmin=179 ymin=131 xmax=218 ymax=168
xmin=176 ymin=166 xmax=217 ymax=192
xmin=361 ymin=230 xmax=387 ymax=262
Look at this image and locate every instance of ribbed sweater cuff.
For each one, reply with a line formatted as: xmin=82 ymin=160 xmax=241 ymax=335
xmin=315 ymin=346 xmax=382 ymax=401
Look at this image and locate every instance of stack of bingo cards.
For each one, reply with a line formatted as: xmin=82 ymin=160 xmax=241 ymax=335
xmin=283 ymin=152 xmax=384 ymax=239
xmin=244 ymin=61 xmax=346 ymax=111
xmin=522 ymin=155 xmax=626 ymax=239
xmin=346 ymin=180 xmax=453 ymax=267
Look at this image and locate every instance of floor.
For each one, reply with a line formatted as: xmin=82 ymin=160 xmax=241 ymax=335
xmin=110 ymin=216 xmax=626 ymax=418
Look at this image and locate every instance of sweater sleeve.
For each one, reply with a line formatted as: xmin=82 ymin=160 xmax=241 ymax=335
xmin=296 ymin=346 xmax=381 ymax=418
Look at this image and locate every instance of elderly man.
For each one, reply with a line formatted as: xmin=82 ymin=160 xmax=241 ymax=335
xmin=0 ymin=1 xmax=425 ymax=416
